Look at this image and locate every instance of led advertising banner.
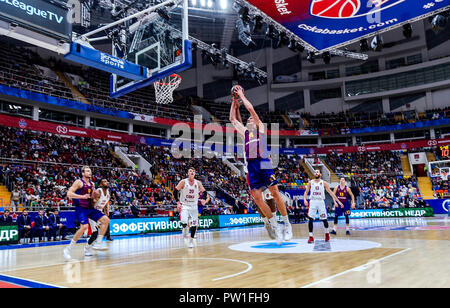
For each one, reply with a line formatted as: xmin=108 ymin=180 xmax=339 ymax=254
xmin=245 ymin=0 xmax=450 ymax=51
xmin=0 ymin=0 xmax=72 ymax=40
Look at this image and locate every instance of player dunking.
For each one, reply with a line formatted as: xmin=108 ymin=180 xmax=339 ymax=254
xmin=331 ymin=177 xmax=356 ymax=236
xmin=174 ymin=168 xmax=210 ymax=248
xmin=85 ymin=179 xmax=111 ymax=257
xmin=64 ymin=166 xmax=110 ymax=261
xmin=303 ymin=169 xmax=343 ymax=244
xmin=229 ymin=85 xmax=292 ymax=244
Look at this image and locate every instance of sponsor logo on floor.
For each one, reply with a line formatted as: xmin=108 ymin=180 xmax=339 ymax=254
xmin=229 ymin=239 xmax=381 ymax=254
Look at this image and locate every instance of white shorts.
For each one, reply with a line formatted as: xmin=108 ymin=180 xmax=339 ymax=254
xmin=308 ymin=200 xmax=327 ymax=220
xmin=180 ymin=204 xmax=199 ymax=226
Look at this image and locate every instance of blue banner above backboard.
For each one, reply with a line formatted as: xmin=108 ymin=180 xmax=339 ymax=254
xmin=246 ymin=0 xmax=450 ymax=51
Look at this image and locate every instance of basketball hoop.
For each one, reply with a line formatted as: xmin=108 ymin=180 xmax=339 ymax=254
xmin=153 ymin=74 xmax=182 ymax=105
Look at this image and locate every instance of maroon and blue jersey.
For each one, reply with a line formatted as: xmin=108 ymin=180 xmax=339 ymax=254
xmin=336 ymin=185 xmax=349 ymax=203
xmin=244 ymin=127 xmax=277 ymax=191
xmin=198 ymin=191 xmax=206 ymax=206
xmin=73 ymin=179 xmax=93 ymax=208
xmin=335 ymin=185 xmax=351 ymax=217
xmin=244 ymin=128 xmax=268 ymax=160
xmin=73 ymin=179 xmax=104 ymax=225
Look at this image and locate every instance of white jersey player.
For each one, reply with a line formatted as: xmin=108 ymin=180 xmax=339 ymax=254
xmin=175 ymin=168 xmax=210 ymax=248
xmin=303 ymin=170 xmax=342 ymax=244
xmin=85 ymin=179 xmax=111 ymax=257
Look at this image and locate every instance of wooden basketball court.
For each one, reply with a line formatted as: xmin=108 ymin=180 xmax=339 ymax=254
xmin=0 ymin=217 xmax=449 ymax=288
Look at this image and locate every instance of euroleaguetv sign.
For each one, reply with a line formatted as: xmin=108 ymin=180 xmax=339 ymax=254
xmin=0 ymin=0 xmax=71 ymax=40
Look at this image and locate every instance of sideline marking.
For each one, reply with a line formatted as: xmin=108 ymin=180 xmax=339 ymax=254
xmin=300 ymin=248 xmax=412 ymax=288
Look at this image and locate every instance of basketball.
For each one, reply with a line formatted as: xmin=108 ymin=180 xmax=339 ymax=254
xmin=231 ymin=85 xmax=244 ymax=99
xmin=311 ymin=0 xmax=360 ymax=18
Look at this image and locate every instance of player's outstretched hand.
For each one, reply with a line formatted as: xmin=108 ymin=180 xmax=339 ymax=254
xmin=231 ymin=85 xmax=244 ymax=98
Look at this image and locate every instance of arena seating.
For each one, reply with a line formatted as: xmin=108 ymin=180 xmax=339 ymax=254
xmin=325 ymin=151 xmax=423 ymax=209
xmin=1 ymin=41 xmax=447 ymax=134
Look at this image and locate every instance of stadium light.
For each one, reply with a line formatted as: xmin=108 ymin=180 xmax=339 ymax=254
xmin=207 ymin=0 xmax=213 ymax=8
xmin=307 ymin=51 xmax=315 ymax=64
xmin=322 ymin=52 xmax=331 ymax=64
xmin=371 ymin=35 xmax=383 ymax=52
xmin=220 ymin=0 xmax=227 ymax=10
xmin=360 ymin=39 xmax=369 ymax=52
xmin=431 ymin=14 xmax=448 ymax=34
xmin=200 ymin=0 xmax=206 ymax=7
xmin=403 ymin=23 xmax=413 ymax=38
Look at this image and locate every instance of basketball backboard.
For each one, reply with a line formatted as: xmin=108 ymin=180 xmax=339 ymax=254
xmin=110 ymin=0 xmax=192 ymax=98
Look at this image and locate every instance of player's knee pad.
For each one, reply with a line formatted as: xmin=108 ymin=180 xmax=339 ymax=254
xmin=308 ymin=217 xmax=314 ymax=231
xmin=88 ymin=231 xmax=98 ymax=245
xmin=189 ymin=226 xmax=197 ymax=238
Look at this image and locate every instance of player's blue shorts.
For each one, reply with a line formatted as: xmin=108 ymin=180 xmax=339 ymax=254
xmin=75 ymin=206 xmax=104 ymax=225
xmin=335 ymin=202 xmax=351 ymax=217
xmin=246 ymin=158 xmax=278 ymax=191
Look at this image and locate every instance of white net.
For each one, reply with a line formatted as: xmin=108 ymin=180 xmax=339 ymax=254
xmin=153 ymin=74 xmax=182 ymax=105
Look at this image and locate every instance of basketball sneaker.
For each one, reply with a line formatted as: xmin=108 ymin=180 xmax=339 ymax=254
xmin=275 ymin=225 xmax=283 ymax=245
xmin=330 ymin=230 xmax=337 ymax=235
xmin=325 ymin=233 xmax=330 ymax=242
xmin=283 ymin=223 xmax=293 ymax=241
xmin=264 ymin=222 xmax=276 ymax=240
xmin=92 ymin=240 xmax=108 ymax=251
xmin=346 ymin=230 xmax=351 ymax=236
xmin=84 ymin=245 xmax=94 ymax=257
xmin=63 ymin=247 xmax=72 ymax=261
xmin=188 ymin=238 xmax=194 ymax=248
xmin=307 ymin=236 xmax=314 ymax=244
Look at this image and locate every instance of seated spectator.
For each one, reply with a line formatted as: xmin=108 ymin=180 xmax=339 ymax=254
xmin=17 ymin=210 xmax=33 ymax=243
xmin=48 ymin=209 xmax=67 ymax=241
xmin=0 ymin=210 xmax=13 ymax=223
xmin=33 ymin=209 xmax=51 ymax=242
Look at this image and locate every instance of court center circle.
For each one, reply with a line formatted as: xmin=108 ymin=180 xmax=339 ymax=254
xmin=228 ymin=239 xmax=381 ymax=254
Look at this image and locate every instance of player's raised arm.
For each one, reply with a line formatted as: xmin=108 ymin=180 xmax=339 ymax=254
xmin=235 ymin=99 xmax=244 ymax=125
xmin=229 ymin=99 xmax=247 ymax=137
xmin=324 ymin=181 xmax=343 ymax=206
xmin=234 ymin=86 xmax=265 ymax=133
xmin=67 ymin=179 xmax=89 ymax=200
